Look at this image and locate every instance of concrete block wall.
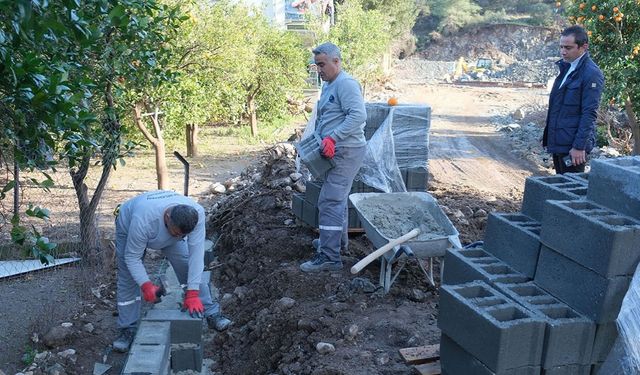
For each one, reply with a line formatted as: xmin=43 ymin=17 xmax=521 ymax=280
xmin=587 ymin=156 xmax=640 ymax=221
xmin=521 ymin=175 xmax=587 ymax=221
xmin=438 ymin=281 xmax=546 ymax=372
xmin=483 ymin=212 xmax=542 ymax=278
xmin=124 ymin=265 xmax=207 ymax=373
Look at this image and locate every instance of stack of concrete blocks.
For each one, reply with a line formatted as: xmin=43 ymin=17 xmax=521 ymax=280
xmin=439 ymin=156 xmax=640 ymax=375
xmin=122 ymin=268 xmax=209 ymax=373
xmin=292 ymin=102 xmax=431 ymax=229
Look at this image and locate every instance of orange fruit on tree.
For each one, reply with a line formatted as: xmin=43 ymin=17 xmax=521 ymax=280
xmin=613 ymin=6 xmax=619 ymax=13
xmin=615 ymin=16 xmax=622 ymax=22
xmin=592 ymin=5 xmax=597 ymax=11
xmin=579 ymin=3 xmax=586 ymax=9
xmin=387 ymin=97 xmax=399 ymax=106
xmin=599 ymin=14 xmax=605 ymax=20
xmin=578 ymin=16 xmax=585 ymax=22
xmin=556 ymin=1 xmax=561 ymax=7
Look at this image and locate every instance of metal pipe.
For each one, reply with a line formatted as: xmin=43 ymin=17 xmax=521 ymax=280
xmin=173 ymin=151 xmax=189 ymax=197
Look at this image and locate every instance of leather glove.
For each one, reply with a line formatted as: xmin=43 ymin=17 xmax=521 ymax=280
xmin=141 ymin=281 xmax=160 ymax=303
xmin=321 ymin=136 xmax=336 ymax=158
xmin=182 ymin=290 xmax=204 ymax=318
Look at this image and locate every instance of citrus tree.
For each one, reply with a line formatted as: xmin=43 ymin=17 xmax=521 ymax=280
xmin=564 ymin=0 xmax=640 ymax=154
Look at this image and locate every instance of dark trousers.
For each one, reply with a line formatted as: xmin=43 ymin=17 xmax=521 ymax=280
xmin=552 ymin=153 xmax=586 ymax=174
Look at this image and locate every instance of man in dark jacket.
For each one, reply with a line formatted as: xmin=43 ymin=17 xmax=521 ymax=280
xmin=543 ymin=25 xmax=604 ymax=174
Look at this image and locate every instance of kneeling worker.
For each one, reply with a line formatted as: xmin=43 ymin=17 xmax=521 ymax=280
xmin=112 ymin=190 xmax=231 ymax=352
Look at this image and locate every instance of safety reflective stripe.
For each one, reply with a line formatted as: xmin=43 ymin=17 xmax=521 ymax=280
xmin=319 ymin=225 xmax=342 ymax=231
xmin=117 ymin=297 xmax=141 ymax=306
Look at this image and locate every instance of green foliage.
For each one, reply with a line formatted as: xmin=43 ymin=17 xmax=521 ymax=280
xmin=310 ymin=0 xmax=391 ymax=89
xmin=361 ymin=0 xmax=421 ymax=38
xmin=563 ymin=0 xmax=640 ymax=153
xmin=21 ymin=345 xmax=36 ymax=366
xmin=426 ymin=0 xmax=481 ymax=34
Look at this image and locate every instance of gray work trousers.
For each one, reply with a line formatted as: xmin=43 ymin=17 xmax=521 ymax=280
xmin=115 ymin=225 xmax=220 ymax=329
xmin=318 ymin=145 xmax=366 ymax=262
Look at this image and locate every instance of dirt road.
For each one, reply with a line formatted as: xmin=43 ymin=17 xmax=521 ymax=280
xmin=396 ymin=80 xmax=549 ymax=195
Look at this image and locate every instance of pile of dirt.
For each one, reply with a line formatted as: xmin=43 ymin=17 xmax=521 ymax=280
xmin=202 ymin=143 xmax=522 ymax=374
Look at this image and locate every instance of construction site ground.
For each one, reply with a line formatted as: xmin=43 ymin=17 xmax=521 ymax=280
xmin=0 ymin=58 xmax=554 ymax=374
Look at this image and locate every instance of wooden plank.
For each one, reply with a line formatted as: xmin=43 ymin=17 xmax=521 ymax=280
xmin=400 ymin=344 xmax=440 ymax=365
xmin=413 ymin=361 xmax=441 ymax=375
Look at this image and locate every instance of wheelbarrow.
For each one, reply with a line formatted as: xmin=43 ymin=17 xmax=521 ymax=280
xmin=349 ymin=192 xmax=461 ymax=293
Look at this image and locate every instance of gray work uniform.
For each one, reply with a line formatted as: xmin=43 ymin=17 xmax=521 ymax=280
xmin=115 ymin=190 xmax=219 ymax=329
xmin=316 ymin=71 xmax=367 ymax=261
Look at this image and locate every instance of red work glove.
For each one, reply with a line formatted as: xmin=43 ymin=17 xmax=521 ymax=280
xmin=321 ymin=136 xmax=336 ymax=159
xmin=182 ymin=290 xmax=204 ymax=318
xmin=141 ymin=281 xmax=160 ymax=303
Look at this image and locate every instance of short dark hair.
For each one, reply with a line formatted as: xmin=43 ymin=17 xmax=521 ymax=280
xmin=169 ymin=205 xmax=199 ymax=234
xmin=562 ymin=25 xmax=589 ymax=46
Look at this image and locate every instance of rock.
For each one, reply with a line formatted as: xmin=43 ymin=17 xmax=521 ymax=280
xmin=297 ymin=318 xmax=318 ymax=333
xmin=474 ymin=209 xmax=488 ymax=218
xmin=43 ymin=326 xmax=73 ymax=348
xmin=83 ymin=323 xmax=94 ymax=333
xmin=453 ymin=209 xmax=465 ymax=219
xmin=268 ymin=177 xmax=292 ymax=188
xmin=146 ymin=249 xmax=161 ymax=260
xmin=251 ymin=173 xmax=263 ymax=183
xmin=210 ymin=182 xmax=226 ymax=194
xmin=284 ymin=219 xmax=294 ymax=225
xmin=289 ymin=172 xmax=302 ymax=181
xmin=45 ymin=363 xmax=66 ymax=375
xmin=56 ymin=349 xmax=75 ymax=359
xmin=233 ymin=286 xmax=249 ymax=300
xmin=513 ymin=107 xmax=526 ymax=120
xmin=375 ymin=353 xmax=390 ymax=365
xmin=344 ymin=324 xmax=359 ymax=341
xmin=409 ymin=288 xmax=427 ymax=302
xmin=34 ymin=351 xmax=50 ymax=362
xmin=350 ymin=278 xmax=376 ymax=293
xmin=316 ymin=342 xmax=335 ymax=354
xmin=31 ymin=333 xmax=39 ymax=343
xmin=60 ymin=323 xmax=73 ymax=328
xmin=294 ymin=180 xmax=306 ymax=193
xmin=275 ymin=297 xmax=296 ymax=310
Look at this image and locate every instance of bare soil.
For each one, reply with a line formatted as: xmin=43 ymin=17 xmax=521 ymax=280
xmin=0 ymin=58 xmax=552 ymax=374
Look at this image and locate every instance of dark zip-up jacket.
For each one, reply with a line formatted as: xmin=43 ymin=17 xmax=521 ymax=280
xmin=543 ymin=52 xmax=604 ymax=154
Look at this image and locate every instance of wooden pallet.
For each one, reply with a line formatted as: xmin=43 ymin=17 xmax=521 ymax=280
xmin=400 ymin=344 xmax=441 ymax=375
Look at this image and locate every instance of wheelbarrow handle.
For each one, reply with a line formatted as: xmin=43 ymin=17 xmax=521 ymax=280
xmin=350 ymin=228 xmax=420 ymax=274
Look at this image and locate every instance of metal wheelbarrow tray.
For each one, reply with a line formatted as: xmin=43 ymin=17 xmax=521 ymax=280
xmin=349 ymin=192 xmax=460 ymax=259
xmin=349 ymin=192 xmax=460 ymax=291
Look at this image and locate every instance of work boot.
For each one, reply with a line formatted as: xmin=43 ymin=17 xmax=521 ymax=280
xmin=207 ymin=314 xmax=232 ymax=332
xmin=112 ymin=328 xmax=136 ymax=353
xmin=300 ymin=252 xmax=343 ymax=273
xmin=312 ymin=239 xmax=348 ymax=252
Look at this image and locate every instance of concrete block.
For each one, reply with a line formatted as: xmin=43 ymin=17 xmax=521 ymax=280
xmin=540 ymin=200 xmax=640 ymax=277
xmin=442 ymin=248 xmax=530 ymax=286
xmin=171 ymin=343 xmax=203 ymax=372
xmin=440 ymin=334 xmax=541 ymax=375
xmin=521 ymin=175 xmax=587 ymax=221
xmin=542 ymin=364 xmax=590 ymax=375
xmin=438 ymin=281 xmax=545 ymax=371
xmin=301 ymin=199 xmax=318 ymax=228
xmin=564 ymin=172 xmax=589 ymax=185
xmin=291 ymin=193 xmax=304 ymax=219
xmin=406 ymin=167 xmax=429 ymax=191
xmin=484 ymin=213 xmax=542 ymax=278
xmin=305 ymin=180 xmax=322 ymax=206
xmin=495 ymin=282 xmax=595 ymax=367
xmin=122 ymin=343 xmax=170 ymax=375
xmin=143 ymin=309 xmax=203 ymax=345
xmin=591 ymin=322 xmax=618 ymax=363
xmin=133 ymin=321 xmax=171 ymax=346
xmin=587 ymin=156 xmax=640 ymax=221
xmin=534 ymin=246 xmax=631 ymax=323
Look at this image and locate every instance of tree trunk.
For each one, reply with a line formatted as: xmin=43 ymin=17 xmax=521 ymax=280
xmin=186 ymin=124 xmax=199 ymax=157
xmin=133 ymin=102 xmax=168 ymax=189
xmin=248 ymin=95 xmax=258 ymax=137
xmin=155 ymin=138 xmax=168 ymax=190
xmin=625 ymin=97 xmax=640 ymax=155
